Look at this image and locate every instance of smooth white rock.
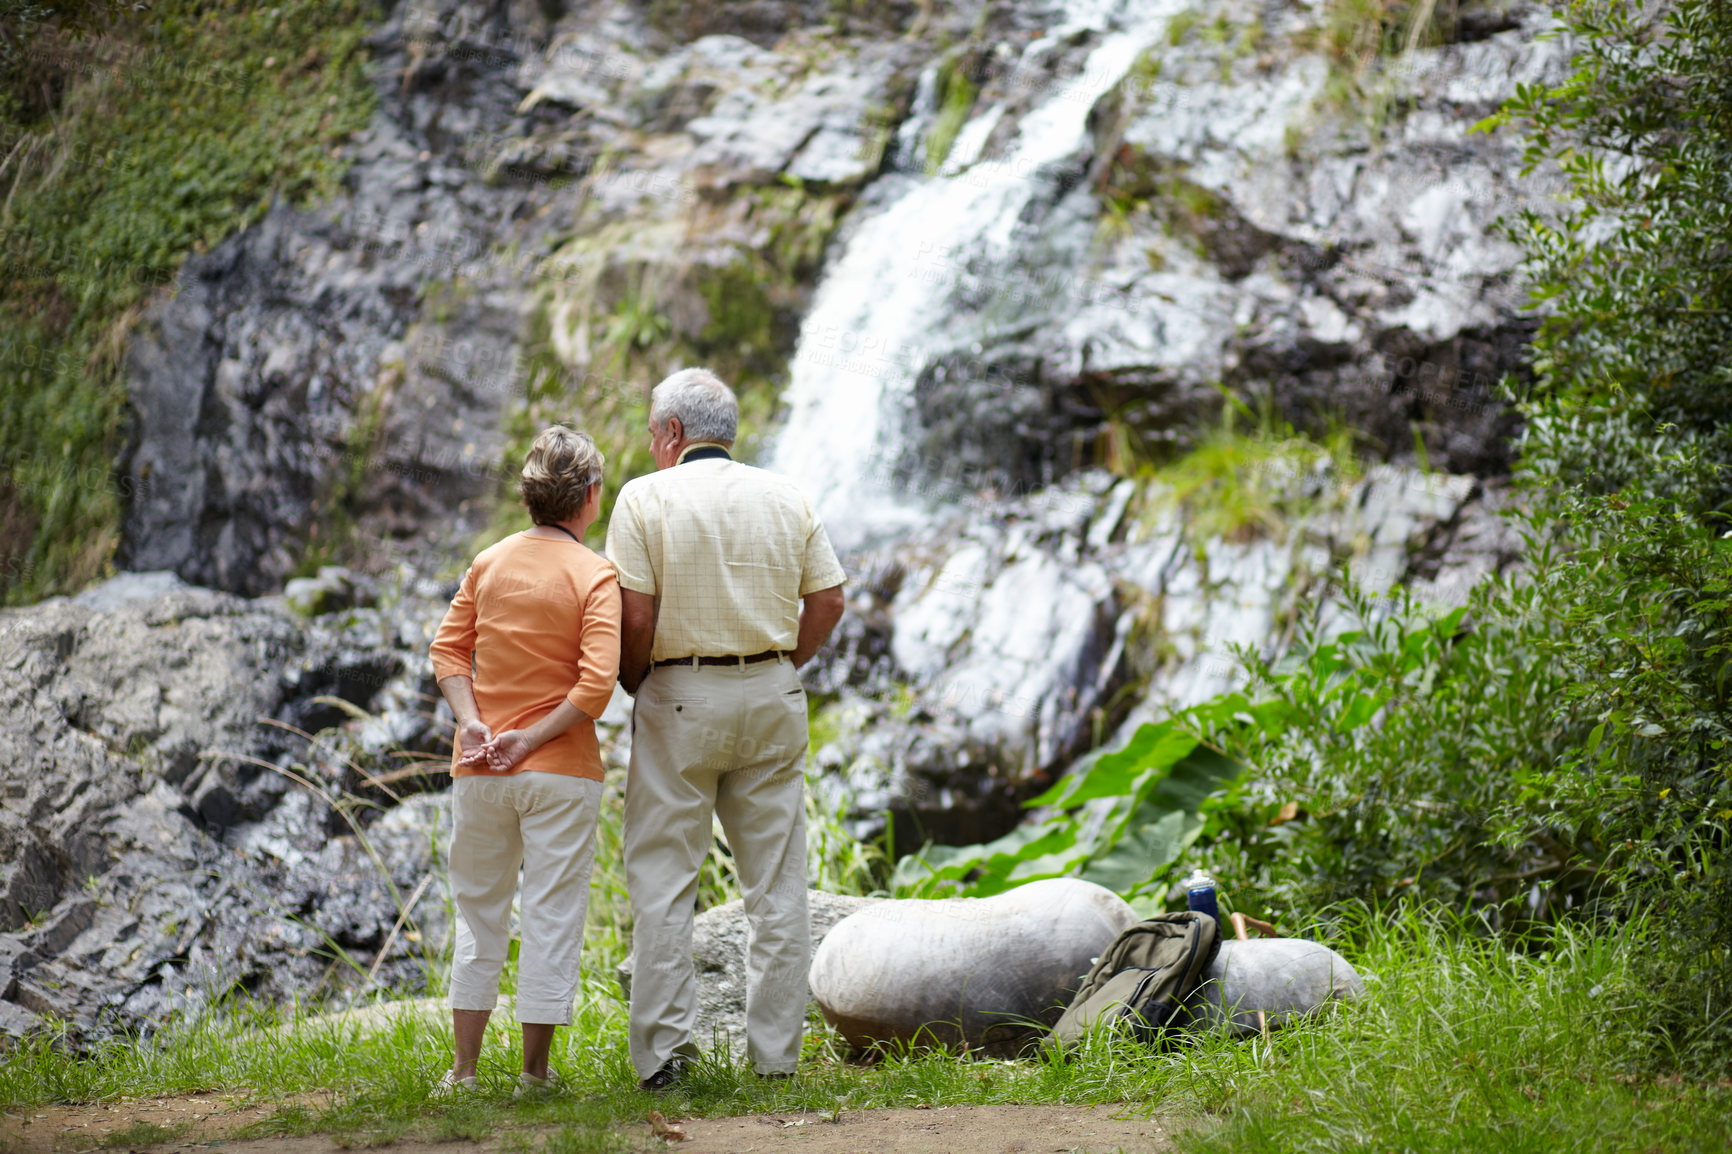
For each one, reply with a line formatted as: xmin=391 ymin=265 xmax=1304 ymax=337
xmin=809 ymin=878 xmax=1137 ymax=1053
xmin=1179 ymin=937 xmax=1365 ymax=1036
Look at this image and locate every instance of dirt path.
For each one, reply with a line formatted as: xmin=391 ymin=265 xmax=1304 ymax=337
xmin=1 ymin=1094 xmax=304 ymax=1152
xmin=668 ymin=1104 xmax=1177 ymax=1152
xmin=2 ymin=1098 xmax=1178 ymax=1154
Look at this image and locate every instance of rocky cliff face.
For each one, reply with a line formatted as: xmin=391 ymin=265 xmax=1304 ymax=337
xmin=114 ymin=0 xmax=942 ymax=593
xmin=116 ymin=0 xmax=1558 ymax=592
xmin=766 ymin=0 xmax=1554 ymax=847
xmin=0 ymin=573 xmax=453 ymax=1039
xmin=8 ymin=0 xmax=1559 ymax=1038
xmin=808 ymin=461 xmax=1521 ymax=854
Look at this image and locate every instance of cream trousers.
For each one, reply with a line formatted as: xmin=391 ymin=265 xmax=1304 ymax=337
xmin=624 ymin=657 xmax=811 ymax=1078
xmin=448 ymin=771 xmax=602 ymax=1025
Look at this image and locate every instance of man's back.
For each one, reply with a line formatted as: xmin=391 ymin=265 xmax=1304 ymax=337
xmin=614 ymin=369 xmax=848 ymax=1089
xmin=607 ymin=457 xmax=844 ymax=661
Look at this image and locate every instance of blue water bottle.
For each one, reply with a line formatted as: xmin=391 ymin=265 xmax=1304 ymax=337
xmin=1184 ymin=868 xmax=1220 ymax=929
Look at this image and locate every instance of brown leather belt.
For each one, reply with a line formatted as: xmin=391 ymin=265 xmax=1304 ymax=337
xmin=653 ymin=649 xmax=786 ymax=670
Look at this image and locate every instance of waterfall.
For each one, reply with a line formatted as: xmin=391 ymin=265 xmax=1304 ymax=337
xmin=770 ymin=0 xmax=1183 ymax=546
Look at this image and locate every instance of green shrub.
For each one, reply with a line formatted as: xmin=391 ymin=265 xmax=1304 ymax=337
xmin=892 ymin=719 xmax=1244 ymax=905
xmin=1483 ymin=0 xmax=1732 ymax=505
xmin=1468 ymin=0 xmax=1732 ymax=1056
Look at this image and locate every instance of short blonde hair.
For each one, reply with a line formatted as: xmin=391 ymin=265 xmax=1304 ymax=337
xmin=519 ymin=426 xmax=604 ymax=525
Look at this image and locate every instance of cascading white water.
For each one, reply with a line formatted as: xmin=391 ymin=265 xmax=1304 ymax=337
xmin=770 ymin=0 xmax=1184 ymax=545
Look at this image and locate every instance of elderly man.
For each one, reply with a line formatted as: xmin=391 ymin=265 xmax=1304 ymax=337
xmin=607 ymin=367 xmax=846 ymax=1091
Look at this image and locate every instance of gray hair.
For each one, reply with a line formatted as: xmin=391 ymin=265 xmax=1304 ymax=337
xmin=650 ymin=368 xmax=738 ymax=445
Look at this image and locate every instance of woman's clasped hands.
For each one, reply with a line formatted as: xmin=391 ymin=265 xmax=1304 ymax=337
xmin=456 ymin=719 xmax=536 ymax=773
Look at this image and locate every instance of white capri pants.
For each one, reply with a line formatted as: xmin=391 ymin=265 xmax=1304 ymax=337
xmin=448 ymin=771 xmax=603 ymax=1025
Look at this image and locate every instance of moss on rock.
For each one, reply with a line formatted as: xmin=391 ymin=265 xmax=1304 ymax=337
xmin=484 ymin=179 xmax=850 ymax=551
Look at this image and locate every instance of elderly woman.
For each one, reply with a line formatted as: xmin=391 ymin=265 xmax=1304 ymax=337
xmin=428 ymin=426 xmax=621 ymax=1097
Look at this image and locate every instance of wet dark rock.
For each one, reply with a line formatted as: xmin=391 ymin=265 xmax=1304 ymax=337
xmin=114 ymin=9 xmax=540 ymax=595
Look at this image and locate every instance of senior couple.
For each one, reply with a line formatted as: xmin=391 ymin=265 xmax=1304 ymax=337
xmin=427 ymin=368 xmax=846 ymax=1096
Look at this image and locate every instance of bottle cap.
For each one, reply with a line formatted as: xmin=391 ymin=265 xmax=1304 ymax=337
xmin=1183 ymin=868 xmax=1214 ymax=890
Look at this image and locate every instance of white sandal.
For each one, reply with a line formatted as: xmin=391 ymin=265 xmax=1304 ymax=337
xmin=513 ymin=1071 xmax=557 ymax=1101
xmin=431 ymin=1070 xmax=480 ymax=1099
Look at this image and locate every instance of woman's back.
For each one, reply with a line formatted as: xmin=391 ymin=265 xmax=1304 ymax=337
xmin=430 ymin=532 xmax=621 ymax=779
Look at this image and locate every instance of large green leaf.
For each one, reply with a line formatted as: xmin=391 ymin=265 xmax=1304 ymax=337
xmin=891 ymin=819 xmax=1075 ymax=893
xmin=1025 ymin=721 xmax=1197 ymax=808
xmin=895 ymin=730 xmax=1244 ymax=901
xmin=1078 ymin=809 xmax=1204 ymax=895
xmin=1337 ymin=691 xmax=1383 ymax=731
xmin=1140 ymin=745 xmax=1245 ymax=814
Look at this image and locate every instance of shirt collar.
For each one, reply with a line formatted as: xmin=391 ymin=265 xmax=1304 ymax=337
xmin=677 ymin=442 xmax=733 ymax=465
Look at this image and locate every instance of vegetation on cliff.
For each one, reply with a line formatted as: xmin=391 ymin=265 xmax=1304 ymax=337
xmin=0 ymin=0 xmax=377 ymax=604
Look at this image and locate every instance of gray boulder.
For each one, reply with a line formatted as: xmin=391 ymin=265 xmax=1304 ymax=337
xmin=617 ymin=890 xmax=881 ymax=1060
xmin=1179 ymin=937 xmax=1365 ymax=1036
xmin=808 ymin=879 xmax=1137 ymax=1055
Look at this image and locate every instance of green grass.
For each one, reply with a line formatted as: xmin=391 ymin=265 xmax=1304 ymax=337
xmin=0 ymin=1 xmax=378 ymax=604
xmin=1177 ymin=911 xmax=1732 ymax=1153
xmin=1116 ymin=396 xmax=1362 ymax=543
xmin=96 ymin=1122 xmax=184 ymax=1148
xmin=4 ymin=909 xmax=1728 ymax=1153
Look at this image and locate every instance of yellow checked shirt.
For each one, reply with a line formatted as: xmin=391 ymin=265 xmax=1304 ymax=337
xmin=604 ymin=445 xmax=847 ymax=662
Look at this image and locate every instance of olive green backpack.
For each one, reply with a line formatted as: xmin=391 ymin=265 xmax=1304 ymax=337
xmin=1049 ymin=911 xmax=1221 ymax=1047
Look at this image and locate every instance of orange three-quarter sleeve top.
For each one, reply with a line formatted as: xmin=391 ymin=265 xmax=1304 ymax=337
xmin=429 ymin=532 xmax=623 ymax=780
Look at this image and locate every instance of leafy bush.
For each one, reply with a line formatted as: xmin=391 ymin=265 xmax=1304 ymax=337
xmin=1484 ymin=475 xmax=1732 ymax=1053
xmin=1485 ymin=0 xmax=1732 ymax=507
xmin=1189 ymin=584 xmax=1590 ymax=926
xmin=1468 ymin=0 xmax=1732 ymax=1051
xmin=891 ymin=720 xmax=1243 ymax=904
